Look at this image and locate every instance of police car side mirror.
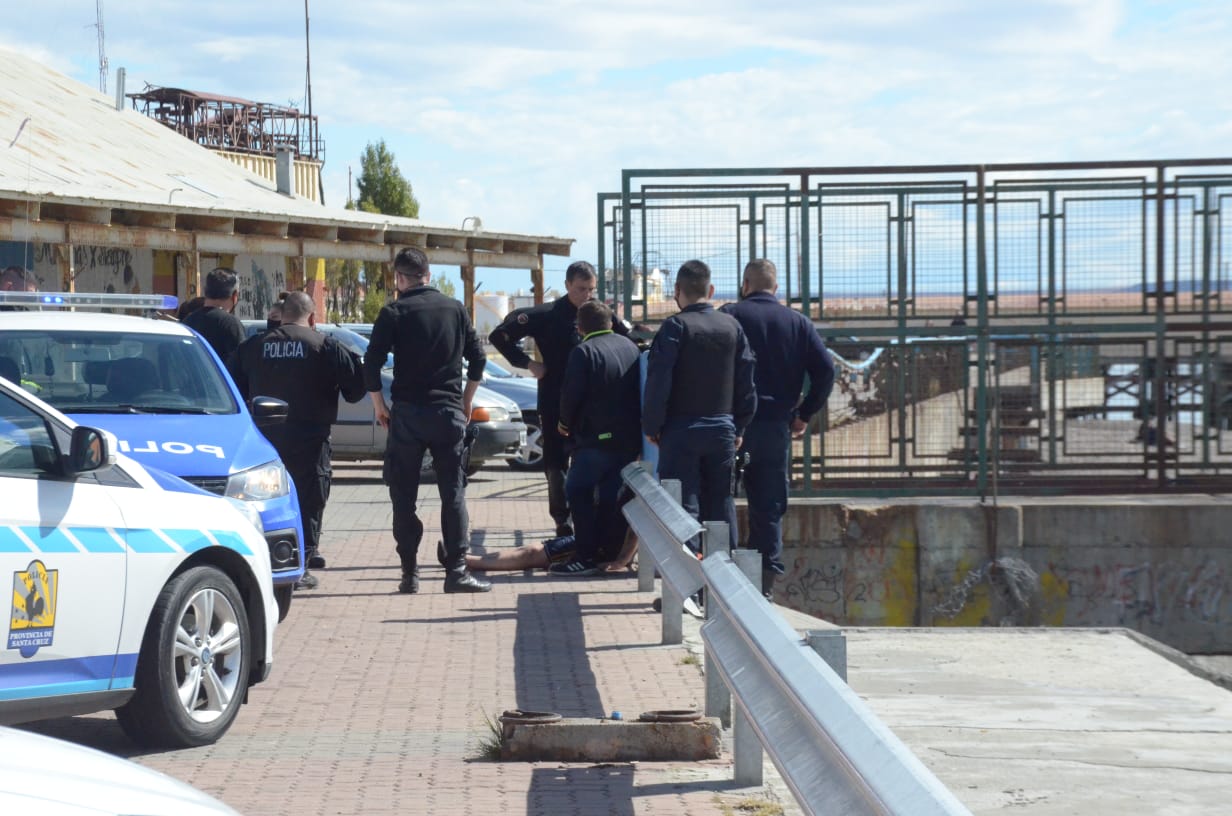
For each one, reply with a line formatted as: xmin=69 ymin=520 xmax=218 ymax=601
xmin=249 ymin=396 xmax=290 ymax=428
xmin=67 ymin=426 xmax=115 ymax=475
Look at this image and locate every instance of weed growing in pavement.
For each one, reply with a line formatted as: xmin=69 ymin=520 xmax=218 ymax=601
xmin=719 ymin=796 xmax=785 ymax=816
xmin=681 ymin=653 xmax=700 ymax=666
xmin=474 ymin=710 xmax=503 ymax=761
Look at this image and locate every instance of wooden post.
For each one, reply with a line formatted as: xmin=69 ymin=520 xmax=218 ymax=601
xmin=531 ymin=263 xmax=544 ymax=306
xmin=461 ymin=262 xmax=476 ymax=321
xmin=56 ymin=244 xmax=74 ymax=293
xmin=152 ymin=250 xmax=176 ymax=298
xmin=303 ymin=256 xmax=327 ymax=321
xmin=177 ymin=251 xmax=201 ymax=301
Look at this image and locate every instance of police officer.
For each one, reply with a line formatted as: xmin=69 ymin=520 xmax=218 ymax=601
xmin=552 ymin=300 xmax=642 ymax=576
xmin=721 ymin=259 xmax=835 ymax=597
xmin=184 ymin=267 xmax=245 ymax=361
xmin=643 ymin=260 xmax=757 ymax=552
xmin=228 ymin=291 xmax=365 ymax=590
xmin=366 ymin=247 xmax=491 ymax=594
xmin=489 ymin=260 xmax=628 ymax=538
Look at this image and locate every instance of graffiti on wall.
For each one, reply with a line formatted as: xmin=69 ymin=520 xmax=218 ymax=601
xmin=32 ymin=243 xmax=154 ymax=295
xmin=1041 ymin=559 xmax=1227 ymax=627
xmin=234 ymin=255 xmax=287 ymax=320
xmin=778 ymin=539 xmax=917 ymax=626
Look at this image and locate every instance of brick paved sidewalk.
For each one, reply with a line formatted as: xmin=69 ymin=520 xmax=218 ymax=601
xmin=27 ymin=464 xmax=787 ymax=816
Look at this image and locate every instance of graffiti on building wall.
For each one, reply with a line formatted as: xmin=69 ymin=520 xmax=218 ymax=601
xmin=1041 ymin=558 xmax=1228 ymax=627
xmin=32 ymin=243 xmax=153 ymax=295
xmin=234 ymin=255 xmax=287 ymax=320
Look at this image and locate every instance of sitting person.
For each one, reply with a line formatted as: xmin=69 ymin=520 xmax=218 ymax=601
xmin=103 ymin=357 xmax=160 ymax=403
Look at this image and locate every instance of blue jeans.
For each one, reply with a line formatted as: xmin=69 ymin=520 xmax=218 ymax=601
xmin=565 ymin=447 xmax=632 ymax=564
xmin=741 ymin=419 xmax=790 ymax=575
xmin=657 ymin=416 xmax=738 ymax=552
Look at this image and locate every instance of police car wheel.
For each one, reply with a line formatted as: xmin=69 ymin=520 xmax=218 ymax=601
xmin=116 ymin=566 xmax=252 ymax=749
xmin=507 ymin=412 xmax=544 ymax=470
xmin=274 ymin=584 xmax=293 ymax=622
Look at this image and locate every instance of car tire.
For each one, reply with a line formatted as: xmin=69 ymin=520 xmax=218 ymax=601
xmin=274 ymin=584 xmax=293 ymax=622
xmin=507 ymin=411 xmax=544 ymax=470
xmin=115 ymin=566 xmax=252 ymax=749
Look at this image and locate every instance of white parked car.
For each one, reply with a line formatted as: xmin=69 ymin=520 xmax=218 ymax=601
xmin=0 ymin=376 xmax=277 ymax=749
xmin=0 ymin=724 xmax=240 ymax=814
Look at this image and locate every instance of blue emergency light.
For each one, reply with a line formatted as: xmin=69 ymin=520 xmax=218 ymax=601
xmin=0 ymin=291 xmax=179 ymax=310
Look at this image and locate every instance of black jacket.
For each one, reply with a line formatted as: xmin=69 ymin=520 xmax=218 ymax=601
xmin=558 ymin=330 xmax=642 ymax=455
xmin=720 ymin=292 xmax=835 ymax=423
xmin=184 ymin=305 xmax=245 ymax=362
xmin=642 ymin=303 xmax=757 ymax=438
xmin=364 ymin=285 xmax=485 ymax=409
xmin=489 ymin=296 xmax=628 ymax=419
xmin=227 ymin=323 xmax=365 ymax=429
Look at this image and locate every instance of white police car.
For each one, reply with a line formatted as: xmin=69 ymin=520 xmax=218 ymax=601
xmin=0 ymin=375 xmax=276 ymax=748
xmin=0 ymin=292 xmax=305 ymax=621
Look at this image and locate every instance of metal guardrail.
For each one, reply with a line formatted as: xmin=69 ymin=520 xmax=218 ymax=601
xmin=620 ymin=462 xmax=972 ymax=816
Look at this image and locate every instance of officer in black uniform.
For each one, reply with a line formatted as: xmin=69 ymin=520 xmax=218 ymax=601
xmin=184 ymin=267 xmax=245 ymax=362
xmin=552 ymin=300 xmax=642 ymax=575
xmin=643 ymin=260 xmax=757 ymax=552
xmin=489 ymin=260 xmax=628 ymax=537
xmin=366 ymin=247 xmax=491 ymax=594
xmin=721 ymin=259 xmax=835 ymax=597
xmin=228 ymin=291 xmax=365 ymax=590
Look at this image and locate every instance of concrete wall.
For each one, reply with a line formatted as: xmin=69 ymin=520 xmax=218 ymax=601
xmin=746 ymin=496 xmax=1232 ymax=653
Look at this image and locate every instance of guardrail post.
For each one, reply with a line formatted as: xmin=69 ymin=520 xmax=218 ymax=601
xmin=703 ymin=520 xmax=731 ymax=727
xmin=658 ymin=479 xmax=684 ymax=643
xmin=806 ymin=629 xmax=848 ymax=683
xmin=730 ymin=546 xmax=765 ymax=784
xmin=733 ymin=701 xmax=763 ymax=787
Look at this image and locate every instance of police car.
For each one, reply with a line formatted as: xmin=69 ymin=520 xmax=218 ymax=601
xmin=0 ymin=292 xmax=305 ymax=621
xmin=0 ymin=375 xmax=276 ymax=749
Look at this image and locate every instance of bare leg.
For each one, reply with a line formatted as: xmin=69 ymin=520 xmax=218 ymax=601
xmin=466 ymin=544 xmax=550 ymax=572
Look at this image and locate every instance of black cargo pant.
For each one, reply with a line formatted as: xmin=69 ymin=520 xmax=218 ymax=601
xmin=539 ymin=406 xmax=571 ymax=532
xmin=264 ymin=423 xmax=332 ymax=560
xmin=384 ymin=401 xmax=470 ymax=573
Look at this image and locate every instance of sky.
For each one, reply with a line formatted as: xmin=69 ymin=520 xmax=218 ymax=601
xmin=4 ymin=0 xmax=1231 ymax=295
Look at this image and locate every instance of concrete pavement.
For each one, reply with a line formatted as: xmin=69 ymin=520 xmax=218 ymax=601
xmin=21 ymin=461 xmax=1232 ymax=815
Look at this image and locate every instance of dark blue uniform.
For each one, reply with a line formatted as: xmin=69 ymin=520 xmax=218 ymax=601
xmin=721 ymin=291 xmax=835 ymax=584
xmin=643 ymin=303 xmax=756 ymax=551
xmin=490 ymin=297 xmax=628 ymax=536
xmin=558 ymin=329 xmax=642 ymax=567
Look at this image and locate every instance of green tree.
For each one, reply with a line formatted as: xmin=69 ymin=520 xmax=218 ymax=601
xmin=356 ymin=140 xmax=419 ymax=218
xmin=436 ymin=275 xmax=457 ymax=299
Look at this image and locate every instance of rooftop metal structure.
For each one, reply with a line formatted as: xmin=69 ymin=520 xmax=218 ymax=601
xmin=0 ymin=49 xmax=571 ymax=308
xmin=128 ymin=85 xmax=323 ymax=162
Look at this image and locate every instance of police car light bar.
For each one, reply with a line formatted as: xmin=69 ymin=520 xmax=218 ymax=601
xmin=0 ymin=291 xmax=179 ymax=310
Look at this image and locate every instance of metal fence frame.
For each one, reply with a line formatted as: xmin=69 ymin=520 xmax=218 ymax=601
xmin=600 ymin=159 xmax=1232 ymax=497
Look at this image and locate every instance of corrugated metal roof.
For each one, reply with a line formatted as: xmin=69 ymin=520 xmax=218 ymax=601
xmin=0 ymin=49 xmax=572 ymax=262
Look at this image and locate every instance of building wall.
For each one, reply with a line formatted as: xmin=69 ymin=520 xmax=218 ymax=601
xmin=752 ymin=497 xmax=1232 ymax=653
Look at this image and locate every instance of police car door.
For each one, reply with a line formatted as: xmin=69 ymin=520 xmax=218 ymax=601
xmin=0 ymin=388 xmax=128 ymax=705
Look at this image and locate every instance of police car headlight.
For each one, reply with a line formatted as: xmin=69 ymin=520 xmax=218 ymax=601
xmin=225 ymin=496 xmax=265 ymax=535
xmin=225 ymin=461 xmax=291 ymax=501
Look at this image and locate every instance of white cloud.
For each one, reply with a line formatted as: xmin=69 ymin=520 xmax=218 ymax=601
xmin=5 ymin=0 xmax=1232 ymax=265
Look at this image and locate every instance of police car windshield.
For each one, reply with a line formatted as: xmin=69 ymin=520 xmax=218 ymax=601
xmin=0 ymin=330 xmax=237 ymax=415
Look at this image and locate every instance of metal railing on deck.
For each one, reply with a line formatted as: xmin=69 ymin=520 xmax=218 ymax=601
xmin=620 ymin=462 xmax=972 ymax=816
xmin=600 ymin=158 xmax=1232 ymax=497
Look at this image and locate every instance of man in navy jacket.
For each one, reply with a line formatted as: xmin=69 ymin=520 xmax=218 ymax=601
xmin=721 ymin=259 xmax=835 ymax=597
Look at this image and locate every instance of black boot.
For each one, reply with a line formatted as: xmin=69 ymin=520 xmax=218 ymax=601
xmin=444 ymin=568 xmax=491 ymax=593
xmin=761 ymin=570 xmax=776 ymax=601
xmin=306 ymin=549 xmax=326 ymax=569
xmin=399 ymin=566 xmax=420 ymax=594
xmin=436 ymin=539 xmax=447 ymax=567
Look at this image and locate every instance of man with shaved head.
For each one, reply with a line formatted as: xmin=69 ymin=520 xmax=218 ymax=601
xmin=229 ymin=291 xmax=365 ymax=592
xmin=721 ymin=259 xmax=835 ymax=599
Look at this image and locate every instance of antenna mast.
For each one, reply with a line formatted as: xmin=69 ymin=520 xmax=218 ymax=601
xmin=95 ymin=0 xmax=109 ymax=93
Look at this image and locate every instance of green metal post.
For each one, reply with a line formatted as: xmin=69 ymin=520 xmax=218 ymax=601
xmin=621 ymin=173 xmax=633 ymax=332
xmin=1046 ymin=188 xmax=1058 ymax=466
xmin=1154 ymin=166 xmax=1167 ymax=487
xmin=1202 ymin=183 xmax=1213 ymax=467
xmin=596 ymin=194 xmax=607 ymax=302
xmin=800 ymin=175 xmax=813 ymax=492
xmin=975 ymin=168 xmax=991 ymax=497
xmin=896 ymin=192 xmax=909 ymax=470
